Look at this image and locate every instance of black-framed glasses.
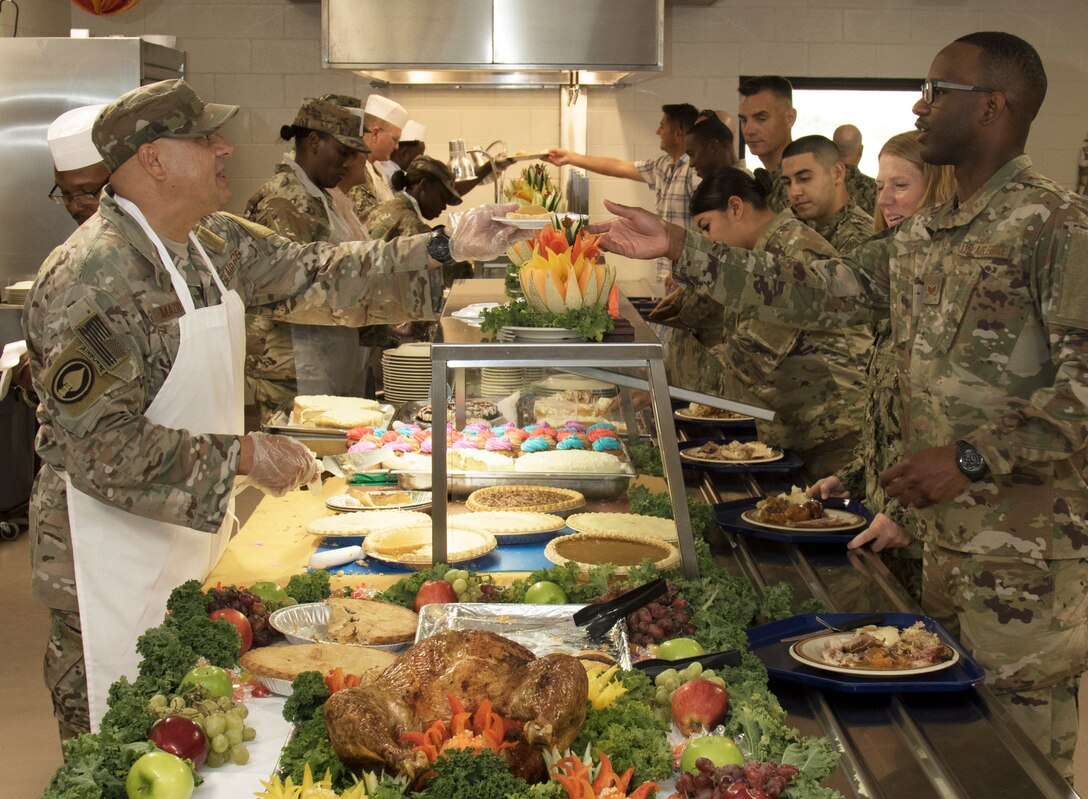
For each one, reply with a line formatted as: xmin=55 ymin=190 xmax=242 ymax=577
xmin=47 ymin=180 xmax=108 ymax=207
xmin=921 ymin=79 xmax=1010 ymax=108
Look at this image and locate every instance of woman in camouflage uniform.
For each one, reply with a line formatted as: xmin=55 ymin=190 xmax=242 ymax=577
xmin=811 ymin=131 xmax=955 ymax=601
xmin=686 ymin=167 xmax=873 ymax=478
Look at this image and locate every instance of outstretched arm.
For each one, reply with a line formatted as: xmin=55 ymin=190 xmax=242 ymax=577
xmin=545 ymin=149 xmax=641 ymax=182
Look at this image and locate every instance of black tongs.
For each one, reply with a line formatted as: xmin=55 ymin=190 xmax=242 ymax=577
xmin=573 ymin=578 xmax=667 ymax=638
xmin=633 ymin=649 xmax=742 ymax=678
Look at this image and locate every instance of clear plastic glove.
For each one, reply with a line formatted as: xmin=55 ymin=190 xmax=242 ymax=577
xmin=448 ymin=202 xmax=534 ymax=261
xmin=242 ymin=431 xmax=321 ymax=498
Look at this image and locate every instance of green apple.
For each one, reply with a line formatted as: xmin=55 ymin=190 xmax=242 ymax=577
xmin=125 ymin=750 xmax=195 ymax=799
xmin=679 ymin=734 xmax=745 ymax=773
xmin=177 ymin=664 xmax=233 ymax=700
xmin=656 ymin=637 xmax=705 ymax=660
xmin=524 ymin=580 xmax=568 ymax=604
xmin=247 ymin=581 xmax=293 ymax=608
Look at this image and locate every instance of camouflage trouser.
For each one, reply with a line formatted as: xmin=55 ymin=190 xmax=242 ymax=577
xmin=922 ymin=545 xmax=1088 ymax=779
xmin=44 ymin=608 xmax=89 ymax=742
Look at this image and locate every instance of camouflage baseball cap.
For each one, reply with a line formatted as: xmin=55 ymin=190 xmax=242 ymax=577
xmin=293 ymin=97 xmax=369 ymax=153
xmin=92 ymin=79 xmax=239 ymax=171
xmin=406 ymin=155 xmax=462 ymax=205
xmin=317 ymin=93 xmax=362 ymax=110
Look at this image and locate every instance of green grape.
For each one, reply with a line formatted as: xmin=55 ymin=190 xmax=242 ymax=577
xmin=147 ymin=695 xmax=167 ymax=710
xmin=242 ymin=726 xmax=257 ymax=742
xmin=687 ymin=662 xmax=703 ymax=678
xmin=211 ymin=733 xmax=229 ymax=754
xmin=654 ymin=672 xmax=668 ymax=688
xmin=230 ymin=745 xmax=250 ymax=766
xmin=654 ymin=686 xmax=669 ymax=705
xmin=205 ymin=714 xmax=227 ymax=739
xmin=703 ymin=669 xmax=716 ymax=680
xmin=664 ymin=676 xmax=680 ymax=693
xmin=216 ymin=696 xmax=233 ymax=710
xmin=451 ymin=578 xmax=468 ymax=594
xmin=205 ymin=749 xmax=228 ymax=768
xmin=225 ymin=729 xmax=243 ymax=747
xmin=225 ymin=713 xmax=244 ymax=732
xmin=234 ymin=703 xmax=249 ymax=720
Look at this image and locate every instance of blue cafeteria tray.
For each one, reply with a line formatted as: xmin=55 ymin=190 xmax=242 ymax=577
xmin=679 ymin=437 xmax=804 ymax=473
xmin=747 ymin=613 xmax=986 ymax=693
xmin=715 ymin=496 xmax=872 ymax=545
xmin=309 ymin=535 xmax=555 ymax=576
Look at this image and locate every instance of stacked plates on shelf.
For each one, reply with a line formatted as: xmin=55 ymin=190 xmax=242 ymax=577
xmin=381 ymin=342 xmax=431 ymax=403
xmin=479 ymin=367 xmax=528 ymax=397
xmin=3 ymin=281 xmax=33 ymax=306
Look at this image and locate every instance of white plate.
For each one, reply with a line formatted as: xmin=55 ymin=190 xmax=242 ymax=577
xmin=495 ymin=213 xmax=586 ymax=229
xmin=788 ymin=630 xmax=960 ymax=677
xmin=499 ymin=326 xmax=583 ymax=341
xmin=740 ymin=507 xmax=865 ymax=533
xmin=326 ymin=490 xmax=433 ymax=513
xmin=451 ymin=303 xmax=500 ymax=321
xmin=680 ymin=447 xmax=783 ymax=465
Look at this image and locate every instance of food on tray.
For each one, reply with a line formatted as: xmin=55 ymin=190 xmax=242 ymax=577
xmin=416 ymin=400 xmax=499 ymax=424
xmin=532 ymin=393 xmax=615 ymax=427
xmin=363 ymin=524 xmax=497 ymax=566
xmin=820 ymin=622 xmax=955 ymax=671
xmin=446 ymin=449 xmax=518 ymax=472
xmin=565 ymin=512 xmax=678 ymax=541
xmin=515 ymin=448 xmax=632 ymax=474
xmin=681 ymin=402 xmax=750 ymax=420
xmin=507 ymin=203 xmax=551 ymax=218
xmin=454 ymin=511 xmax=567 ymax=535
xmin=465 ymin=485 xmax=585 ymax=513
xmin=326 ymin=598 xmax=418 ymax=645
xmin=685 ymin=439 xmax=778 ymax=461
xmin=292 ymin=395 xmax=384 ymax=428
xmin=323 ymin=629 xmax=587 ymax=781
xmin=306 ymin=509 xmax=431 ymax=537
xmin=240 ymin=642 xmax=396 ymax=683
xmin=347 ymin=488 xmax=413 ymax=507
xmin=754 ymin=488 xmax=835 ymax=528
xmin=545 ymin=532 xmax=679 ymax=574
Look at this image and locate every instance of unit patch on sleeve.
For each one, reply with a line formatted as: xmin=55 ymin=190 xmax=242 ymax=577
xmin=51 ymin=358 xmax=95 ymax=404
xmin=75 ymin=313 xmax=131 ymax=373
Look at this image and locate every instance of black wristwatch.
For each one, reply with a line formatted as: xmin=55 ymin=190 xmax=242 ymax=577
xmin=427 ymin=227 xmax=453 ymax=264
xmin=955 ymin=440 xmax=988 ymax=480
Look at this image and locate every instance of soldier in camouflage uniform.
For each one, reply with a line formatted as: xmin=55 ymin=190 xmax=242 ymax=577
xmin=781 ymin=135 xmax=874 ymax=254
xmin=361 ymin=155 xmax=472 ymax=287
xmin=347 ymin=94 xmax=407 ymax=221
xmin=833 ymin=124 xmax=878 ymax=215
xmin=24 ymin=79 xmax=524 ymax=739
xmin=593 ymin=33 xmax=1088 ymax=778
xmin=686 ymin=167 xmax=872 ymax=477
xmin=1078 ymin=131 xmax=1087 ymax=196
xmin=243 ymin=97 xmax=420 ymax=422
xmin=737 ymin=77 xmax=795 ymax=213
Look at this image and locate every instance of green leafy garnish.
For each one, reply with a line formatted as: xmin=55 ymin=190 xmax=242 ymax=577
xmin=479 ymin=298 xmax=614 ymax=342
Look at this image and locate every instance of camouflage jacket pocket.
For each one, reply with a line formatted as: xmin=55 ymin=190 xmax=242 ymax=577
xmin=926 ymin=260 xmax=983 ymax=354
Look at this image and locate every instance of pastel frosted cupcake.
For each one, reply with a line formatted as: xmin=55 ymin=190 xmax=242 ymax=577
xmin=347 ymin=440 xmax=378 ymax=453
xmin=385 ymin=440 xmax=414 ymax=454
xmin=592 ymin=436 xmax=621 ymax=452
xmin=587 ymin=427 xmax=615 ymax=442
xmin=484 ymin=436 xmax=514 ymax=453
xmin=586 ymin=422 xmax=616 ymax=433
xmin=520 ymin=436 xmax=551 ymax=453
xmin=563 ymin=421 xmax=586 ymax=432
xmin=452 ymin=437 xmax=481 ymax=449
xmin=557 ymin=436 xmax=586 ymax=450
xmin=420 ymin=437 xmax=433 ymax=454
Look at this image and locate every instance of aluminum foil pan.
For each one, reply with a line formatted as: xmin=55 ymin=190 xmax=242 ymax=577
xmin=253 ymin=673 xmax=294 ymax=697
xmin=415 ymin=602 xmax=631 ymax=669
xmin=268 ymin=602 xmax=413 ymax=652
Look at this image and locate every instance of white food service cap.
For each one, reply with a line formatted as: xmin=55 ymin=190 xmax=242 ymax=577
xmin=48 ymin=104 xmax=108 ymax=172
xmin=364 ymin=95 xmax=409 ymax=130
xmin=400 ymin=120 xmax=426 ymax=142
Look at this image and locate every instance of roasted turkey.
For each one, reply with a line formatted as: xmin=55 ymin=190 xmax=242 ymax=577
xmin=323 ymin=630 xmax=589 ymax=781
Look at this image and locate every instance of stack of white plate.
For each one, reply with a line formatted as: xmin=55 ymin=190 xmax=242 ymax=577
xmin=3 ymin=281 xmax=33 ymax=306
xmin=479 ymin=367 xmax=529 ymax=397
xmin=381 ymin=342 xmax=432 ymax=403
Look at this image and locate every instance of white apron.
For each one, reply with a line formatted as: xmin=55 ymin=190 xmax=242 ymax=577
xmin=68 ymin=196 xmax=246 ymax=730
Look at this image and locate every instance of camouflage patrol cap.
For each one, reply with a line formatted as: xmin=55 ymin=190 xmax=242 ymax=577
xmin=92 ymin=79 xmax=239 ymax=171
xmin=293 ymin=97 xmax=369 ymax=153
xmin=406 ymin=155 xmax=462 ymax=205
xmin=317 ymin=93 xmax=362 ymax=110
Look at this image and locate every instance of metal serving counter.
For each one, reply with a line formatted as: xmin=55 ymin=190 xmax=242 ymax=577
xmin=691 ymin=458 xmax=1077 ymax=799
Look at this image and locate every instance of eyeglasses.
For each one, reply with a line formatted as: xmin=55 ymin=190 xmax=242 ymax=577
xmin=921 ymin=79 xmax=1011 ymax=108
xmin=47 ymin=180 xmax=108 ymax=207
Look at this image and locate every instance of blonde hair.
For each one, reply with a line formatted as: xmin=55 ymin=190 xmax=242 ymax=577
xmin=873 ymin=131 xmax=956 ymax=232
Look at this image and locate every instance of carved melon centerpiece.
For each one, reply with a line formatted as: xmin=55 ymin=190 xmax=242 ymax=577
xmin=519 ymin=224 xmax=616 ymax=314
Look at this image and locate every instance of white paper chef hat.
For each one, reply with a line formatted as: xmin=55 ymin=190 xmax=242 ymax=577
xmin=48 ymin=104 xmax=108 ymax=172
xmin=400 ymin=120 xmax=426 ymax=142
xmin=364 ymin=95 xmax=409 ymax=130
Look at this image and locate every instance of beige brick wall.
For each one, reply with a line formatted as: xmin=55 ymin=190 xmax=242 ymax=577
xmin=23 ymin=0 xmax=1088 ymax=284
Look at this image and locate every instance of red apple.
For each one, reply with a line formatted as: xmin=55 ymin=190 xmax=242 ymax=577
xmin=125 ymin=750 xmax=195 ymax=799
xmin=413 ymin=579 xmax=458 ymax=612
xmin=149 ymin=715 xmax=207 ymax=770
xmin=208 ymin=608 xmax=253 ymax=655
xmin=671 ymin=678 xmax=730 ymax=736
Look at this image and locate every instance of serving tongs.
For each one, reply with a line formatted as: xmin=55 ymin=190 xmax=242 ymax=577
xmin=573 ymin=578 xmax=667 ymax=639
xmin=633 ymin=649 xmax=742 ymax=679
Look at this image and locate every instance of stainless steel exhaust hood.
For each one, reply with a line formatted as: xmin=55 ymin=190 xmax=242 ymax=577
xmin=323 ymin=0 xmax=663 ymax=88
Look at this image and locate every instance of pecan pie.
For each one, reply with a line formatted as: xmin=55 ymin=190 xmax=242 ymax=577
xmin=465 ymin=485 xmax=585 ymax=514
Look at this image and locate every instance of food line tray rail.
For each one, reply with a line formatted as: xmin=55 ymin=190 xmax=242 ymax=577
xmin=694 ymin=465 xmax=1077 ymax=799
xmin=430 ymin=280 xmax=699 ymax=577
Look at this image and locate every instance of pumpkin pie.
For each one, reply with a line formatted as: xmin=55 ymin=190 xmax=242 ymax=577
xmin=545 ymin=532 xmax=680 ymax=575
xmin=465 ymin=485 xmax=585 ymax=514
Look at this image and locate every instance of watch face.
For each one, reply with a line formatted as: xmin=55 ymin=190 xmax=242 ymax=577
xmin=958 ymin=443 xmax=986 ymax=477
